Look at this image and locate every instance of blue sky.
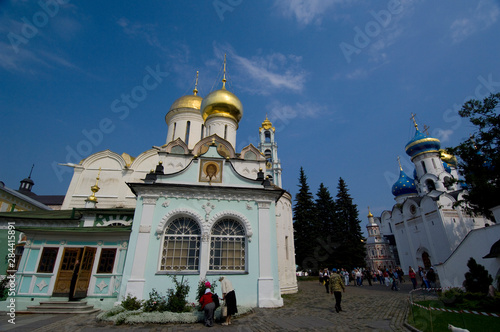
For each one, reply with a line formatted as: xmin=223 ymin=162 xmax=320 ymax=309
xmin=1 ymin=0 xmax=499 ymax=222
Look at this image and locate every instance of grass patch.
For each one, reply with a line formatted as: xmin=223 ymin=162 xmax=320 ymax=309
xmin=407 ymin=300 xmax=499 ymax=332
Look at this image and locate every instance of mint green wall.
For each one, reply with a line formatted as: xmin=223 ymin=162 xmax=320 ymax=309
xmin=24 ymin=248 xmax=40 ymax=273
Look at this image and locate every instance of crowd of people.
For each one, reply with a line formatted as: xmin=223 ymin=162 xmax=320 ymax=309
xmin=319 ymin=266 xmax=439 ymax=293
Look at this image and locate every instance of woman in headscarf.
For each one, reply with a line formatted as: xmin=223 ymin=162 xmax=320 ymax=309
xmin=219 ymin=276 xmax=237 ymax=325
xmin=199 ymin=287 xmax=215 ymax=327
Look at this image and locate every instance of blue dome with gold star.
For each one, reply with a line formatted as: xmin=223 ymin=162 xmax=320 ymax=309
xmin=405 ymin=129 xmax=441 ymax=158
xmin=392 ymin=169 xmax=418 ymax=197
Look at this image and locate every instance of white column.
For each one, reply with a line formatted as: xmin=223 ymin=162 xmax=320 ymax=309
xmin=199 ymin=233 xmax=210 ymax=280
xmin=257 ymin=201 xmax=282 ymax=307
xmin=125 ymin=195 xmax=157 ymax=299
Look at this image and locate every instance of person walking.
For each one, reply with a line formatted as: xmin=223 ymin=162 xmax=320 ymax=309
xmin=199 ymin=288 xmax=215 ymax=327
xmin=364 ymin=269 xmax=372 ymax=286
xmin=408 ymin=266 xmax=417 ymax=290
xmin=341 ymin=268 xmax=349 ymax=286
xmin=426 ymin=267 xmax=437 ymax=288
xmin=219 ymin=276 xmax=237 ymax=326
xmin=323 ymin=268 xmax=330 ymax=293
xmin=329 ymin=268 xmax=346 ymax=313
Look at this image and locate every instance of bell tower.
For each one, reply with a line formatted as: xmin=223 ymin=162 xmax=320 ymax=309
xmin=258 ymin=115 xmax=282 ymax=188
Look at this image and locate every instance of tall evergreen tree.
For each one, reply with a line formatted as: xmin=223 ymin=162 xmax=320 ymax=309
xmin=464 ymin=257 xmax=493 ymax=294
xmin=447 ymin=93 xmax=500 ymax=218
xmin=314 ymin=183 xmax=340 ymax=268
xmin=334 ymin=177 xmax=366 ymax=269
xmin=293 ymin=167 xmax=316 ymax=271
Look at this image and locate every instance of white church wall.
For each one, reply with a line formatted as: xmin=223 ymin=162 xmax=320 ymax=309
xmin=435 ymin=224 xmax=500 ymax=289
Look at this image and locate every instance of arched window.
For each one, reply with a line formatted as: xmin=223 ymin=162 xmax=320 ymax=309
xmin=265 ymin=149 xmax=272 ymax=160
xmin=185 ymin=121 xmax=191 ymax=145
xmin=421 ymin=161 xmax=427 ymax=174
xmin=265 ymin=131 xmax=271 ymax=143
xmin=426 ymin=179 xmax=436 ymax=191
xmin=209 ymin=218 xmax=246 ymax=271
xmin=224 ymin=125 xmax=228 ymax=139
xmin=160 ymin=216 xmax=200 ymax=271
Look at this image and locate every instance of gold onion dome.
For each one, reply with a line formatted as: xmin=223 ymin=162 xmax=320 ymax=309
xmin=166 ymin=71 xmax=203 ymax=124
xmin=439 ymin=149 xmax=458 ymax=167
xmin=200 ymin=87 xmax=243 ymax=123
xmin=200 ymin=54 xmax=243 ymax=123
xmin=168 ymin=94 xmax=203 ymax=112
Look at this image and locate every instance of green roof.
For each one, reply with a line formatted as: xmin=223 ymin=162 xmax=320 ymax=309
xmin=0 ymin=208 xmax=135 ymax=221
xmin=16 ymin=226 xmax=132 ymax=233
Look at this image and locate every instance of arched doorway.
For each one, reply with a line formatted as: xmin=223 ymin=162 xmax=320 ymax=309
xmin=422 ymin=251 xmax=431 ymax=269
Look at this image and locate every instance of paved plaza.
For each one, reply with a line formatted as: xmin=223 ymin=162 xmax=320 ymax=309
xmin=1 ymin=280 xmax=415 ymax=331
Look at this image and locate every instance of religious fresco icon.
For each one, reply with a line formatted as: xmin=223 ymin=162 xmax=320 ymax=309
xmin=199 ymin=160 xmax=223 ymax=183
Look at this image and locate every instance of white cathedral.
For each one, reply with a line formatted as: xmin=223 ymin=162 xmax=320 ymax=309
xmin=368 ymin=119 xmax=499 ymax=287
xmin=0 ymin=65 xmax=298 ymax=311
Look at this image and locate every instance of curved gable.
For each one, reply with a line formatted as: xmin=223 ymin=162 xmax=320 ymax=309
xmin=81 ymin=150 xmax=126 ymax=169
xmin=240 ymin=144 xmax=266 ymax=161
xmin=192 ymin=134 xmax=236 ymax=159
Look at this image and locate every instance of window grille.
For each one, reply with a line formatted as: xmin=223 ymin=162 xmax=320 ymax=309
xmin=209 ymin=218 xmax=246 ymax=271
xmin=37 ymin=247 xmax=59 ymax=273
xmin=160 ymin=217 xmax=200 ymax=271
xmin=97 ymin=248 xmax=116 ymax=273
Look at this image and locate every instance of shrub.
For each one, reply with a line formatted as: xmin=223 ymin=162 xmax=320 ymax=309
xmin=440 ymin=287 xmax=465 ymax=306
xmin=464 ymin=257 xmax=493 ymax=294
xmin=143 ymin=288 xmax=169 ymax=312
xmin=166 ymin=275 xmax=190 ymax=313
xmin=196 ymin=278 xmax=218 ymax=300
xmin=0 ymin=277 xmax=8 ymax=301
xmin=121 ymin=294 xmax=143 ymax=311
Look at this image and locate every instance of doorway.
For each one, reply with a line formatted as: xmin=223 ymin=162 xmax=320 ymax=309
xmin=53 ymin=247 xmax=96 ymax=299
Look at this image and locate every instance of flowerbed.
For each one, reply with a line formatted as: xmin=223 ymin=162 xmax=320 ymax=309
xmin=97 ymin=305 xmax=253 ymax=325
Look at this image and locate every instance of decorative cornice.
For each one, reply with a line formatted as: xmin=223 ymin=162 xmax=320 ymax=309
xmin=257 ymin=201 xmax=271 ymax=209
xmin=136 ymin=187 xmax=276 ymax=202
xmin=142 ymin=196 xmax=158 ymax=205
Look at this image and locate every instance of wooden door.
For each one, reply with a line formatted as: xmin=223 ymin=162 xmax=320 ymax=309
xmin=53 ymin=248 xmax=82 ymax=296
xmin=73 ymin=247 xmax=97 ymax=298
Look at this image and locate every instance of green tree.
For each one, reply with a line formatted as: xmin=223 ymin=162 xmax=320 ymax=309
xmin=447 ymin=92 xmax=500 ymax=218
xmin=293 ymin=167 xmax=317 ymax=271
xmin=464 ymin=257 xmax=493 ymax=294
xmin=334 ymin=178 xmax=366 ymax=269
xmin=314 ymin=183 xmax=341 ymax=268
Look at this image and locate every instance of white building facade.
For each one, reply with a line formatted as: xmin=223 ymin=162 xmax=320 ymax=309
xmin=376 ymin=122 xmax=491 ymax=276
xmin=2 ymin=72 xmax=298 ymax=311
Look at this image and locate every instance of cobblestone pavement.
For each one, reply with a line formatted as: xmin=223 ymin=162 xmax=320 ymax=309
xmin=1 ymin=280 xmax=416 ymax=332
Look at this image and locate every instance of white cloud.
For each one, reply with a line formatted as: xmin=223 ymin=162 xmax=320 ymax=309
xmin=267 ymin=101 xmax=329 ymax=124
xmin=434 ymin=129 xmax=454 ymax=143
xmin=213 ymin=43 xmax=307 ymax=95
xmin=116 ymin=17 xmax=165 ymax=51
xmin=274 ymin=0 xmax=345 ymax=25
xmin=450 ymin=0 xmax=499 ymax=43
xmin=345 ymin=68 xmax=367 ymax=80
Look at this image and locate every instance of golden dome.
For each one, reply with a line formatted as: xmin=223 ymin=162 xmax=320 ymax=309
xmin=169 ymin=94 xmax=203 ymax=112
xmin=260 ymin=115 xmax=275 ymax=132
xmin=200 ymin=87 xmax=243 ymax=123
xmin=439 ymin=149 xmax=458 ymax=167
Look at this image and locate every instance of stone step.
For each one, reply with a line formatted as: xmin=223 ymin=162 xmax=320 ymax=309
xmin=39 ymin=301 xmax=89 ymax=307
xmin=17 ymin=308 xmax=101 ymax=314
xmin=20 ymin=300 xmax=100 ymax=314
